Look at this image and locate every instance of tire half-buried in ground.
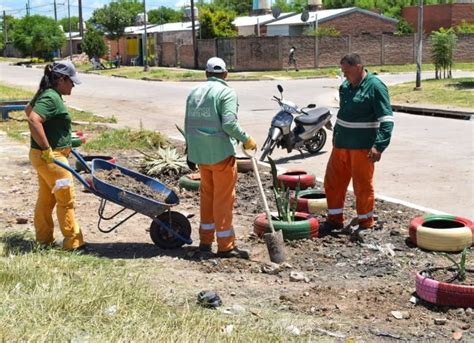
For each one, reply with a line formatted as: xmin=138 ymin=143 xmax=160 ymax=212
xmin=291 ymin=189 xmax=327 ymax=214
xmin=277 ymin=169 xmax=315 ymax=190
xmin=179 ymin=173 xmax=201 ymax=191
xmin=254 ymin=212 xmax=319 ymax=240
xmin=409 ymin=214 xmax=473 ymax=252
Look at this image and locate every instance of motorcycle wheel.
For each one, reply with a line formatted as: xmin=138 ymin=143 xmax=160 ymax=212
xmin=305 ymin=128 xmax=327 ymax=154
xmin=260 ymin=139 xmax=277 ymax=161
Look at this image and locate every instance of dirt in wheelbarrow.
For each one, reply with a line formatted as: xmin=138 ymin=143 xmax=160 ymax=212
xmin=1 ymin=145 xmax=473 ymax=342
xmin=94 ymin=168 xmax=170 ymax=204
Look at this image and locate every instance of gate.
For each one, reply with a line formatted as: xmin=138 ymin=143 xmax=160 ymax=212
xmin=216 ymin=38 xmax=235 ymax=71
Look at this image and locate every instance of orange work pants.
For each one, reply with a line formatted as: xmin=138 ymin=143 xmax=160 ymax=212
xmin=198 ymin=156 xmax=237 ymax=253
xmin=324 ymin=147 xmax=375 ymax=228
xmin=29 ymin=148 xmax=84 ymax=250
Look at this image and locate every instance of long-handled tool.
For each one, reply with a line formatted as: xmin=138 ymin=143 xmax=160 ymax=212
xmin=242 ymin=147 xmax=286 ymax=263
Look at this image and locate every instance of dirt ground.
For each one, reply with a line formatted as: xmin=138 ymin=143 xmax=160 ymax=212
xmin=1 ymin=138 xmax=473 ymax=341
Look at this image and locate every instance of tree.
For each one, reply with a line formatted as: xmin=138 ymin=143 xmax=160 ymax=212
xmin=431 ymin=28 xmax=457 ymax=79
xmin=89 ymin=1 xmax=140 ymax=57
xmin=212 ymin=0 xmax=252 ymax=15
xmin=82 ymin=27 xmax=107 ymax=59
xmin=59 ymin=16 xmax=79 ymax=33
xmin=0 ymin=15 xmax=17 ymax=52
xmin=395 ymin=18 xmax=414 ymax=35
xmin=148 ymin=7 xmax=183 ymax=24
xmin=12 ymin=15 xmax=65 ymax=60
xmin=199 ymin=6 xmax=237 ymax=39
xmin=455 ymin=20 xmax=474 ymax=34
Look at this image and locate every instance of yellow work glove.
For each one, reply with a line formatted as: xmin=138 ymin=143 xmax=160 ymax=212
xmin=243 ymin=136 xmax=257 ymax=151
xmin=40 ymin=147 xmax=54 ymax=164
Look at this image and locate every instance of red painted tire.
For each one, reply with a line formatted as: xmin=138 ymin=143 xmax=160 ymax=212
xmin=290 ymin=189 xmax=327 ymax=214
xmin=277 ymin=169 xmax=315 ymax=190
xmin=253 ymin=212 xmax=318 ymax=240
xmin=409 ymin=215 xmax=473 ymax=252
xmin=416 ymin=269 xmax=474 ymax=307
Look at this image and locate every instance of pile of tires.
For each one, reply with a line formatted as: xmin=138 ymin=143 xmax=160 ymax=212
xmin=179 ymin=173 xmax=201 ymax=191
xmin=409 ymin=214 xmax=473 ymax=252
xmin=253 ymin=212 xmax=319 ymax=240
xmin=277 ymin=169 xmax=315 ymax=190
xmin=290 ymin=189 xmax=327 ymax=215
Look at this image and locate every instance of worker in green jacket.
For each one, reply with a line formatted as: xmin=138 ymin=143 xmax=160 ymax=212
xmin=185 ymin=57 xmax=257 ymax=259
xmin=322 ymin=53 xmax=394 ymax=237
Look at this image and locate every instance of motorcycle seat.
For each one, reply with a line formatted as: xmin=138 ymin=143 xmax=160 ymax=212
xmin=295 ymin=107 xmax=330 ymax=126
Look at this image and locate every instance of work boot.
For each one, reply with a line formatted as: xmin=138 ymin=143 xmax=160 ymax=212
xmin=198 ymin=244 xmax=212 ymax=252
xmin=318 ymin=221 xmax=344 ymax=237
xmin=217 ymin=247 xmax=250 ymax=260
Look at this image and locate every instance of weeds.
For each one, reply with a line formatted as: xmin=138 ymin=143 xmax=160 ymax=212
xmin=438 ymin=247 xmax=470 ymax=282
xmin=268 ymin=157 xmax=299 ymax=222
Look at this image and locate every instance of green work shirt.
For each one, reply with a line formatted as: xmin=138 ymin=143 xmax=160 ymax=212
xmin=335 ymin=71 xmax=394 ymax=152
xmin=30 ymin=89 xmax=72 ymax=150
xmin=185 ymin=77 xmax=249 ymax=165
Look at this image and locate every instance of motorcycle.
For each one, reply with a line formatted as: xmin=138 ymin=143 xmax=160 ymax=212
xmin=260 ymin=84 xmax=333 ymax=162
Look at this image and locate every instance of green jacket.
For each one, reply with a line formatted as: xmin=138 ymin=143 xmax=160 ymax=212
xmin=335 ymin=71 xmax=394 ymax=152
xmin=185 ymin=77 xmax=249 ymax=165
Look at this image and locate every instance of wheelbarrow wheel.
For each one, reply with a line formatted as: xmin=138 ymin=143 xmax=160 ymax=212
xmin=149 ymin=211 xmax=191 ymax=249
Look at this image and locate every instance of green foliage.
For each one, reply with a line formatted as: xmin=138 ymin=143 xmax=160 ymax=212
xmin=430 ymin=28 xmax=457 ymax=79
xmin=438 ymin=247 xmax=469 ymax=282
xmin=267 ymin=157 xmax=299 ymax=223
xmin=304 ymin=26 xmax=341 ymax=37
xmin=84 ymin=128 xmax=167 ymax=151
xmin=148 ymin=7 xmax=183 ymax=24
xmin=211 ymin=0 xmax=252 ymax=15
xmin=58 ymin=16 xmax=79 ymax=33
xmin=89 ymin=1 xmax=138 ymax=41
xmin=395 ymin=18 xmax=414 ymax=35
xmin=82 ymin=28 xmax=107 ymax=59
xmin=1 ymin=15 xmax=18 ymax=51
xmin=139 ymin=146 xmax=188 ymax=177
xmin=12 ymin=15 xmax=65 ymax=60
xmin=455 ymin=20 xmax=474 ymax=34
xmin=199 ymin=6 xmax=237 ymax=39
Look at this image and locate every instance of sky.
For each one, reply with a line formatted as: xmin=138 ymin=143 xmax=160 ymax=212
xmin=0 ymin=0 xmax=197 ymax=20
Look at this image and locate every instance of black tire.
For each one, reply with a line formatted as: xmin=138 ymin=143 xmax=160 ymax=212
xmin=149 ymin=211 xmax=192 ymax=249
xmin=260 ymin=139 xmax=276 ymax=162
xmin=305 ymin=128 xmax=327 ymax=154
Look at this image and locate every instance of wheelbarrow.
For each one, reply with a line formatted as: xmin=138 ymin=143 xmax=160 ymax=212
xmin=54 ymin=149 xmax=192 ymax=249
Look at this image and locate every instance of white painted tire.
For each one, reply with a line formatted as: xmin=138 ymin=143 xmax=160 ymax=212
xmin=409 ymin=215 xmax=473 ymax=252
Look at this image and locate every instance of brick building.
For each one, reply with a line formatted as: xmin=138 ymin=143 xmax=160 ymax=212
xmin=266 ymin=7 xmax=398 ymax=36
xmin=402 ymin=3 xmax=474 ymax=32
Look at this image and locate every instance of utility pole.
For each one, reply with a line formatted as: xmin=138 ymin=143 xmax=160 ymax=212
xmin=415 ymin=0 xmax=423 ymax=89
xmin=26 ymin=0 xmax=31 ymax=16
xmin=3 ymin=11 xmax=7 ymax=57
xmin=53 ymin=1 xmax=60 ymax=58
xmin=143 ymin=0 xmax=149 ymax=71
xmin=67 ymin=0 xmax=73 ymax=59
xmin=190 ymin=0 xmax=198 ymax=69
xmin=78 ymin=0 xmax=84 ymax=37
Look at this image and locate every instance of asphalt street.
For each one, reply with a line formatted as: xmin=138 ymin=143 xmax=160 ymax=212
xmin=1 ymin=62 xmax=473 ymax=218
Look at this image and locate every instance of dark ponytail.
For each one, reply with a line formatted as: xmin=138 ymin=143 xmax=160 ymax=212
xmin=31 ymin=64 xmax=63 ymax=105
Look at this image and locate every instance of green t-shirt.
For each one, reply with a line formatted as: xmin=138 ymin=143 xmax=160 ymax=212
xmin=30 ymin=89 xmax=72 ymax=150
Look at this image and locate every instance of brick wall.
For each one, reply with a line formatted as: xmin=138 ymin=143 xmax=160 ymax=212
xmin=321 ymin=12 xmax=397 ymax=35
xmin=157 ymin=33 xmax=473 ymax=70
xmin=402 ymin=3 xmax=474 ymax=33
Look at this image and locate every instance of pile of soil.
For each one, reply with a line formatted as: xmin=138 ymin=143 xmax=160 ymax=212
xmin=94 ymin=168 xmax=169 ymax=203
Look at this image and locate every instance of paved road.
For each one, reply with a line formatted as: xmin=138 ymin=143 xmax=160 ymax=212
xmin=1 ymin=62 xmax=473 ymax=218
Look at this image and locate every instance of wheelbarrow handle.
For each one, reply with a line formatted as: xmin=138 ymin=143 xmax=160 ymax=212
xmin=71 ymin=148 xmax=91 ymax=173
xmin=53 ymin=159 xmax=93 ymax=191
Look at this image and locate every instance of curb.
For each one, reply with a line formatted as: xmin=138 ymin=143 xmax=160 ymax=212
xmin=392 ymin=104 xmax=473 ymax=120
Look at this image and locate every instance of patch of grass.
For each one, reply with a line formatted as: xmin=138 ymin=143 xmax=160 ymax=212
xmin=369 ymin=62 xmax=474 ymax=74
xmin=389 ymin=77 xmax=474 ymax=108
xmin=0 ymin=231 xmax=302 ymax=341
xmin=0 ymin=84 xmax=34 ymax=101
xmin=83 ymin=127 xmax=168 ymax=151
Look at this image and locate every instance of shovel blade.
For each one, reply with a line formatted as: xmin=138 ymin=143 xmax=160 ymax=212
xmin=264 ymin=230 xmax=286 ymax=264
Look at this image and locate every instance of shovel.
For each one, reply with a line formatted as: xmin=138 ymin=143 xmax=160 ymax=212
xmin=242 ymin=146 xmax=287 ymax=263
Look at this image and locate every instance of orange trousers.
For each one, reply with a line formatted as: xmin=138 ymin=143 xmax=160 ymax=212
xmin=29 ymin=148 xmax=84 ymax=250
xmin=198 ymin=156 xmax=237 ymax=252
xmin=324 ymin=147 xmax=375 ymax=228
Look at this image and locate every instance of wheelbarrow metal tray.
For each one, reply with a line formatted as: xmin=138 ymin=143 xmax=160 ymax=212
xmin=91 ymin=159 xmax=179 ymax=218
